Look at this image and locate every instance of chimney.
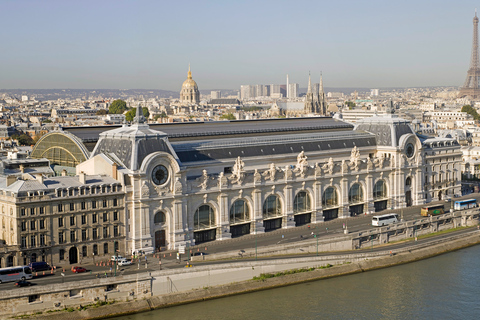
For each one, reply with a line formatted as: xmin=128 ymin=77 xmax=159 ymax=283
xmin=61 ymin=169 xmax=67 ymax=176
xmin=6 ymin=175 xmax=16 ymax=186
xmin=36 ymin=174 xmax=44 ymax=184
xmin=79 ymin=171 xmax=86 ymax=184
xmin=112 ymin=163 xmax=118 ymax=180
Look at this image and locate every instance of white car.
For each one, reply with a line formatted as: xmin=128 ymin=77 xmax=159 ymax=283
xmin=118 ymin=259 xmax=133 ymax=266
xmin=110 ymin=255 xmax=125 ymax=261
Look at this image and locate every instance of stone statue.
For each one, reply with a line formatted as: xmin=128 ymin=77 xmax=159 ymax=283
xmin=253 ymin=169 xmax=262 ymax=184
xmin=315 ymin=162 xmax=322 ymax=176
xmin=349 ymin=146 xmax=361 ymax=171
xmin=141 ymin=180 xmax=150 ymax=198
xmin=284 ymin=165 xmax=293 ymax=180
xmin=173 ymin=177 xmax=183 ymax=194
xmin=263 ymin=163 xmax=277 ymax=181
xmin=217 ymin=172 xmax=228 ymax=189
xmin=230 ymin=156 xmax=245 ymax=184
xmin=196 ymin=170 xmax=209 ymax=190
xmin=367 ymin=157 xmax=373 ymax=170
xmin=322 ymin=157 xmax=335 ymax=175
xmin=341 ymin=160 xmax=349 ymax=173
xmin=374 ymin=154 xmax=385 ymax=169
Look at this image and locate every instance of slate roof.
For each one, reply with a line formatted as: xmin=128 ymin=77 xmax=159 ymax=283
xmin=172 ymin=130 xmax=376 ymax=163
xmin=355 ymin=115 xmax=414 ymax=147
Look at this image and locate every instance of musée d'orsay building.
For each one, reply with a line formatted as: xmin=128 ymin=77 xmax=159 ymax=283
xmin=0 ymin=102 xmax=461 ymax=266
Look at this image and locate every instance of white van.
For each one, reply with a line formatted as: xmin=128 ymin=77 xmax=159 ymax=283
xmin=372 ymin=213 xmax=399 ymax=227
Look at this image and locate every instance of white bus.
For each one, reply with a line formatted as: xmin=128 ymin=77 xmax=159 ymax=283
xmin=372 ymin=213 xmax=399 ymax=227
xmin=0 ymin=266 xmax=33 ymax=284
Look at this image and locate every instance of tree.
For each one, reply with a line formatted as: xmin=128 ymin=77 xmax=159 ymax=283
xmin=125 ymin=107 xmax=149 ymax=122
xmin=42 ymin=119 xmax=52 ymax=123
xmin=220 ymin=113 xmax=236 ymax=120
xmin=13 ymin=134 xmax=35 ymax=146
xmin=345 ymin=101 xmax=356 ymax=109
xmin=461 ymin=105 xmax=480 ymax=120
xmin=109 ymin=100 xmax=127 ymax=114
xmin=96 ymin=109 xmax=108 ymax=115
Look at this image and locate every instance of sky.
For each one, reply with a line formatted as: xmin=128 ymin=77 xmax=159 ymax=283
xmin=1 ymin=0 xmax=479 ymax=90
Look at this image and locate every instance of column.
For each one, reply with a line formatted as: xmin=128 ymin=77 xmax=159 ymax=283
xmin=218 ymin=193 xmax=231 ymax=239
xmin=313 ymin=182 xmax=324 ymax=222
xmin=252 ymin=189 xmax=264 ymax=234
xmin=284 ymin=185 xmax=295 ymax=228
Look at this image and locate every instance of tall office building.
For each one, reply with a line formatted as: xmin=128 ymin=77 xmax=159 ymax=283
xmin=288 ymin=83 xmax=299 ymax=98
xmin=211 ymin=91 xmax=221 ymax=99
xmin=286 ymin=75 xmax=289 ymax=98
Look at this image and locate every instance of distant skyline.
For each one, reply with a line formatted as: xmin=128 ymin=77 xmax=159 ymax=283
xmin=1 ymin=0 xmax=479 ymax=90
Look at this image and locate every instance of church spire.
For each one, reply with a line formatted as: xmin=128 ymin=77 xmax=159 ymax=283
xmin=319 ymin=72 xmax=324 ymax=94
xmin=307 ymin=72 xmax=312 ymax=94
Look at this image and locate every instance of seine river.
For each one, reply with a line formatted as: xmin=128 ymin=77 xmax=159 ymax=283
xmin=113 ymin=245 xmax=480 ymax=320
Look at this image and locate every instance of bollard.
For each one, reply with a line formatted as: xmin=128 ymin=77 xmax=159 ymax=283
xmin=50 ymin=269 xmax=53 ymax=274
xmin=35 ymin=272 xmax=38 ymax=277
xmin=163 ymin=254 xmax=166 ymax=258
xmin=169 ymin=253 xmax=172 ymax=257
xmin=43 ymin=271 xmax=45 ymax=276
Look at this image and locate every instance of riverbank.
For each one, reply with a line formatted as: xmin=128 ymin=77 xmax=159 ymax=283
xmin=22 ymin=228 xmax=480 ymax=320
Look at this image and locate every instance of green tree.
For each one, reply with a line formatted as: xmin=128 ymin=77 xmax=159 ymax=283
xmin=109 ymin=99 xmax=127 ymax=114
xmin=42 ymin=119 xmax=52 ymax=123
xmin=13 ymin=134 xmax=35 ymax=146
xmin=125 ymin=107 xmax=149 ymax=122
xmin=345 ymin=101 xmax=356 ymax=109
xmin=96 ymin=109 xmax=108 ymax=115
xmin=461 ymin=105 xmax=480 ymax=120
xmin=220 ymin=113 xmax=236 ymax=120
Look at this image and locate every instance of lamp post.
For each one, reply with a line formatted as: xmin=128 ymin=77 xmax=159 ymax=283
xmin=371 ymin=235 xmax=374 ymax=252
xmin=114 ymin=250 xmax=118 ymax=277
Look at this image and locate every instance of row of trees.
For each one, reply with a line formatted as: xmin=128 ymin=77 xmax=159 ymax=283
xmin=108 ymin=99 xmax=150 ymax=121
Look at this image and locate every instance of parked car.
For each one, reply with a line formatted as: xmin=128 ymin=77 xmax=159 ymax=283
xmin=28 ymin=261 xmax=50 ymax=272
xmin=110 ymin=256 xmax=125 ymax=261
xmin=118 ymin=259 xmax=133 ymax=266
xmin=72 ymin=266 xmax=87 ymax=273
xmin=14 ymin=280 xmax=32 ymax=287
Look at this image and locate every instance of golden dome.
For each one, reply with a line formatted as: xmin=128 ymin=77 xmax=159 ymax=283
xmin=182 ymin=65 xmax=198 ymax=89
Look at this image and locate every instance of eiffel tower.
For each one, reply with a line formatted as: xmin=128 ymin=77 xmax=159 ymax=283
xmin=459 ymin=11 xmax=480 ymax=99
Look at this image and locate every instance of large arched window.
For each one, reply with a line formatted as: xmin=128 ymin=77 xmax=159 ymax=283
xmin=263 ymin=195 xmax=282 ymax=219
xmin=293 ymin=191 xmax=311 ymax=214
xmin=373 ymin=180 xmax=387 ymax=199
xmin=230 ymin=199 xmax=250 ymax=224
xmin=194 ymin=205 xmax=215 ymax=230
xmin=348 ymin=183 xmax=364 ymax=204
xmin=406 ymin=177 xmax=412 ymax=187
xmin=154 ymin=211 xmax=166 ymax=224
xmin=322 ymin=187 xmax=338 ymax=208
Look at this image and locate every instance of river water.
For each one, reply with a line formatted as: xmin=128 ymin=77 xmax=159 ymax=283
xmin=113 ymin=245 xmax=480 ymax=320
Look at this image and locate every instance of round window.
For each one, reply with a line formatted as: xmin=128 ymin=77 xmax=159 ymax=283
xmin=406 ymin=143 xmax=415 ymax=158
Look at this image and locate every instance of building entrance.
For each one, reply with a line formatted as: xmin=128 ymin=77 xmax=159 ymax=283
xmin=194 ymin=229 xmax=216 ymax=244
xmin=263 ymin=218 xmax=282 ymax=231
xmin=155 ymin=230 xmax=166 ymax=251
xmin=294 ymin=213 xmax=311 ymax=226
xmin=230 ymin=223 xmax=250 ymax=238
xmin=69 ymin=247 xmax=78 ymax=264
xmin=323 ymin=209 xmax=338 ymax=221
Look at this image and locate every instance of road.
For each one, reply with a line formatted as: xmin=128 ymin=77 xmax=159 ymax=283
xmin=3 ymin=193 xmax=480 ymax=291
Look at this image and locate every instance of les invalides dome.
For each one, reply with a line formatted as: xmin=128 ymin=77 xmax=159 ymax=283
xmin=180 ymin=65 xmax=200 ymax=104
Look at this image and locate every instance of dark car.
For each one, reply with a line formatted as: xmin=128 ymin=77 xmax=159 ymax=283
xmin=72 ymin=266 xmax=87 ymax=273
xmin=28 ymin=261 xmax=50 ymax=272
xmin=14 ymin=280 xmax=32 ymax=287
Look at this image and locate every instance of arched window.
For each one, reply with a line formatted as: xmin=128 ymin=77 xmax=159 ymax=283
xmin=374 ymin=180 xmax=387 ymax=199
xmin=154 ymin=211 xmax=166 ymax=224
xmin=263 ymin=195 xmax=282 ymax=219
xmin=406 ymin=177 xmax=412 ymax=186
xmin=230 ymin=200 xmax=250 ymax=224
xmin=322 ymin=187 xmax=338 ymax=208
xmin=293 ymin=191 xmax=311 ymax=214
xmin=348 ymin=183 xmax=364 ymax=204
xmin=194 ymin=205 xmax=215 ymax=230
